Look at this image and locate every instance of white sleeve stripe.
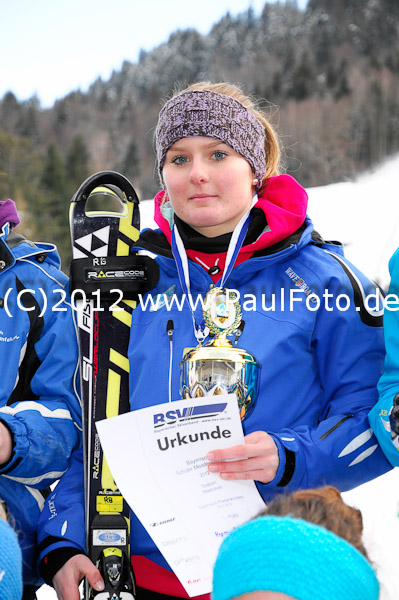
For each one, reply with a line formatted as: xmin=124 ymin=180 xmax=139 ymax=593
xmin=11 ymin=340 xmax=28 ymax=394
xmin=0 ymin=402 xmax=72 ymax=420
xmin=3 ymin=470 xmax=66 ymax=485
xmin=25 ymin=486 xmax=46 ymax=511
xmin=338 ymin=428 xmax=373 ymax=457
xmin=381 ymin=418 xmax=391 ymax=432
xmin=348 ymin=445 xmax=378 ymax=466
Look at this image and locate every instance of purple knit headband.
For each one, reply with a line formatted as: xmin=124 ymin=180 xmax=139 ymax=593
xmin=156 ymin=89 xmax=266 ymax=189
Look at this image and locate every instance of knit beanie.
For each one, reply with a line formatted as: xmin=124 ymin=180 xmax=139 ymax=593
xmin=0 ymin=199 xmax=20 ymax=230
xmin=212 ymin=516 xmax=379 ymax=600
xmin=156 ymin=89 xmax=266 ymax=190
xmin=0 ymin=517 xmax=23 ymax=600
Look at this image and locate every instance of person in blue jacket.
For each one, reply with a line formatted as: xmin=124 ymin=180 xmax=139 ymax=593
xmin=37 ymin=82 xmax=391 ymax=600
xmin=0 ymin=198 xmax=81 ymax=599
xmin=369 ymin=247 xmax=399 ymax=466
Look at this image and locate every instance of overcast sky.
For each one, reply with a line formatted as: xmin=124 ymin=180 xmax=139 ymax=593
xmin=1 ymin=0 xmax=307 ymax=108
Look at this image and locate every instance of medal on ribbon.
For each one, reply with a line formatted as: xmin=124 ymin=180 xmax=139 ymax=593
xmin=172 ymin=194 xmax=261 ymax=421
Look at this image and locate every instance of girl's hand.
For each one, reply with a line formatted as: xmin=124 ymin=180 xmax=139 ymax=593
xmin=206 ymin=431 xmax=279 ymax=484
xmin=53 ymin=554 xmax=104 ymax=600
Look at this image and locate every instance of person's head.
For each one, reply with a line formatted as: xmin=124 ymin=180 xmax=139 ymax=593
xmin=155 ymin=82 xmax=281 ymax=237
xmin=212 ymin=486 xmax=379 ymax=600
xmin=0 ymin=505 xmax=23 ymax=600
xmin=264 ymin=485 xmax=369 ymax=559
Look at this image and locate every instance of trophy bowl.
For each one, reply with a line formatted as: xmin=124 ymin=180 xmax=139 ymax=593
xmin=180 ymin=340 xmax=260 ymax=421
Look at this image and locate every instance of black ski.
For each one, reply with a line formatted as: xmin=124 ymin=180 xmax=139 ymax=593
xmin=69 ymin=171 xmax=158 ymax=599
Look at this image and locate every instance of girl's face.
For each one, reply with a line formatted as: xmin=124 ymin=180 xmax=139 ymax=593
xmin=162 ymin=136 xmax=255 ymax=238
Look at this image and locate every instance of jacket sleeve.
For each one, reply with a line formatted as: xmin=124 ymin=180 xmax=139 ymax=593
xmin=0 ymin=259 xmax=81 ymax=487
xmin=37 ymin=446 xmax=86 ymax=582
xmin=369 ymin=247 xmax=399 ymax=466
xmin=258 ymin=253 xmax=392 ymax=498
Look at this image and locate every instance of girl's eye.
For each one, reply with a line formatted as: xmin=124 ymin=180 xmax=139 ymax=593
xmin=171 ymin=156 xmax=188 ymax=165
xmin=212 ymin=151 xmax=227 ymax=161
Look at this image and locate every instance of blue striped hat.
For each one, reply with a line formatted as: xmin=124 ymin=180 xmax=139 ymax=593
xmin=212 ymin=516 xmax=379 ymax=600
xmin=0 ymin=517 xmax=22 ymax=600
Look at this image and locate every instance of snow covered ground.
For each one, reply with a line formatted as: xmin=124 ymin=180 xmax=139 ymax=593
xmin=307 ymin=152 xmax=399 ymax=290
xmin=37 ymin=154 xmax=399 ymax=599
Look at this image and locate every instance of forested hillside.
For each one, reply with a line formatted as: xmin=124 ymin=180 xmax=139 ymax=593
xmin=1 ymin=0 xmax=398 ymax=266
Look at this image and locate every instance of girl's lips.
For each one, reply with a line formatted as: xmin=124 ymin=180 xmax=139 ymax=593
xmin=189 ymin=194 xmax=217 ymax=201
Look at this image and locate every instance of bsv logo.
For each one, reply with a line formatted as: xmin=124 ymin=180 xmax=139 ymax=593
xmin=153 ymin=402 xmax=227 ymax=428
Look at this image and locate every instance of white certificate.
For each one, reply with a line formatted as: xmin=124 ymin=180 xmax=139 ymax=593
xmin=96 ymin=394 xmax=265 ymax=597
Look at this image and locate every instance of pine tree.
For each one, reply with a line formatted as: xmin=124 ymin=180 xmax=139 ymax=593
xmin=39 ymin=144 xmax=71 ymax=268
xmin=65 ymin=135 xmax=90 ymax=191
xmin=41 ymin=144 xmax=66 ymax=194
xmin=0 ymin=92 xmax=21 ymax=132
xmin=16 ymin=97 xmax=41 ymax=141
xmin=289 ymin=53 xmax=316 ymax=100
xmin=120 ymin=139 xmax=140 ymax=183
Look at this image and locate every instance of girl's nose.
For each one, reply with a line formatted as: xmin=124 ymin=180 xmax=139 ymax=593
xmin=189 ymin=159 xmax=209 ymax=184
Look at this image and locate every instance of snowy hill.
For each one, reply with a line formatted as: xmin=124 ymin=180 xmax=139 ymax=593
xmin=38 ymin=155 xmax=399 ymax=599
xmin=307 ymin=153 xmax=399 ymax=289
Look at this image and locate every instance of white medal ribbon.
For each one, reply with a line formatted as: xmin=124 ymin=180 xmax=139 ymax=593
xmin=171 ymin=194 xmax=258 ymax=342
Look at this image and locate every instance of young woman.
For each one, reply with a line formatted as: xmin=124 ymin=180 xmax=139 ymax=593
xmin=37 ymin=82 xmax=391 ymax=600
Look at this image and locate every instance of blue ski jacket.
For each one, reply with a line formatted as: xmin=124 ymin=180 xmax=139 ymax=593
xmin=369 ymin=246 xmax=399 ymax=466
xmin=0 ymin=223 xmax=81 ymax=587
xmin=37 ymin=175 xmax=391 ymax=592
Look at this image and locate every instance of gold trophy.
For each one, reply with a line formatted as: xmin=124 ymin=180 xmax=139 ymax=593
xmin=180 ymin=287 xmax=260 ymax=421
